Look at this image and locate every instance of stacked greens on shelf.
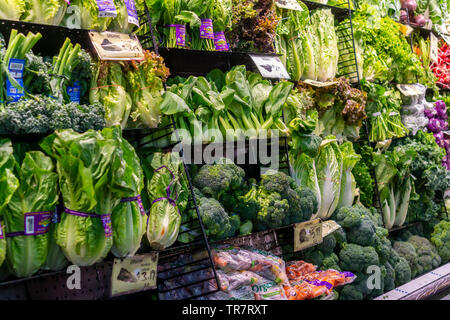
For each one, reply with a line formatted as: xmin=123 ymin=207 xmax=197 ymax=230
xmin=276 ymin=5 xmax=339 ymax=82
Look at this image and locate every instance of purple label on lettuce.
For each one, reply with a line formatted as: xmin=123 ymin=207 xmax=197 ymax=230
xmin=24 ymin=212 xmax=51 ymax=236
xmin=96 ymin=0 xmax=117 ymax=18
xmin=214 ymin=32 xmax=229 ymax=51
xmin=124 ymin=0 xmax=139 ymax=26
xmin=200 ymin=19 xmax=214 ymax=39
xmin=101 ymin=215 xmax=113 ymax=238
xmin=65 ymin=0 xmax=70 ymax=4
xmin=0 ymin=220 xmax=3 ymax=240
xmin=175 ymin=25 xmax=186 ymax=46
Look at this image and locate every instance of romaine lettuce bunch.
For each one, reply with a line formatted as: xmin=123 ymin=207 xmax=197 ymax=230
xmin=23 ymin=0 xmax=68 ymax=26
xmin=0 ymin=0 xmax=26 ymax=21
xmin=40 ymin=127 xmax=125 ymax=266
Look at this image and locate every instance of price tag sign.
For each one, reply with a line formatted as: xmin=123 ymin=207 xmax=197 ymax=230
xmin=294 ymin=219 xmax=322 ymax=252
xmin=275 ymin=0 xmax=304 ymax=11
xmin=249 ymin=54 xmax=290 ymax=80
xmin=89 ymin=31 xmax=144 ymax=60
xmin=321 ymin=220 xmax=341 ymax=238
xmin=430 ymin=33 xmax=438 ymax=63
xmin=110 ymin=252 xmax=158 ymax=297
xmin=303 ymin=79 xmax=339 ymax=88
xmin=396 ymin=84 xmax=422 ymax=96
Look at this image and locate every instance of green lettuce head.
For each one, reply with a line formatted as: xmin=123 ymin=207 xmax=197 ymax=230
xmin=63 ymin=0 xmax=113 ymax=31
xmin=0 ymin=139 xmax=19 ymax=268
xmin=40 ymin=128 xmax=122 ymax=266
xmin=23 ymin=0 xmax=68 ymax=25
xmin=4 ymin=151 xmax=59 ymax=278
xmin=102 ymin=127 xmax=146 ymax=258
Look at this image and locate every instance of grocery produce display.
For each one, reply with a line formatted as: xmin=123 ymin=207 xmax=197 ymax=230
xmin=0 ymin=0 xmax=449 ymax=302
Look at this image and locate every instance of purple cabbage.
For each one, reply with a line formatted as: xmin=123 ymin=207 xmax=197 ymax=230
xmin=424 ymin=108 xmax=438 ymax=119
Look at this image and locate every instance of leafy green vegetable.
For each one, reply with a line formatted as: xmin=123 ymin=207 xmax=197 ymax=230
xmin=0 ymin=0 xmax=26 ymax=21
xmin=4 ymin=151 xmax=58 ymax=277
xmin=23 ymin=0 xmax=67 ymax=25
xmin=62 ymin=0 xmax=113 ymax=31
xmin=145 ymin=152 xmax=189 ymax=250
xmin=0 ymin=139 xmax=19 ymax=268
xmin=338 ymin=142 xmax=361 ymax=209
xmin=40 ymin=128 xmax=124 ymax=266
xmin=103 ymin=128 xmax=146 ymax=258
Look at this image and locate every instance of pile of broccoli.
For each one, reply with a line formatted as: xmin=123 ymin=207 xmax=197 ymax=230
xmin=431 ymin=220 xmax=450 ymax=263
xmin=237 ymin=170 xmax=318 ymax=232
xmin=393 ymin=234 xmax=442 ymax=278
xmin=300 ymin=204 xmax=414 ymax=300
xmin=190 ymin=160 xmax=319 ymax=240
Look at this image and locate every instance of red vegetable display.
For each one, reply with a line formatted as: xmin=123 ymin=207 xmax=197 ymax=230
xmin=431 ymin=42 xmax=450 ymax=89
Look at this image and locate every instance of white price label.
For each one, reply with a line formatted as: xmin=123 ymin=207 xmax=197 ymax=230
xmin=89 ymin=31 xmax=144 ymax=60
xmin=275 ymin=0 xmax=304 ymax=11
xmin=430 ymin=33 xmax=438 ymax=63
xmin=293 ymin=219 xmax=322 ymax=252
xmin=303 ymin=79 xmax=339 ymax=88
xmin=396 ymin=84 xmax=422 ymax=96
xmin=249 ymin=54 xmax=290 ymax=80
xmin=111 ymin=252 xmax=158 ymax=297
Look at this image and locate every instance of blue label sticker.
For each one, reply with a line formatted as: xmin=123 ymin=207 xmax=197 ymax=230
xmin=6 ymin=59 xmax=25 ymax=102
xmin=67 ymin=81 xmax=81 ymax=103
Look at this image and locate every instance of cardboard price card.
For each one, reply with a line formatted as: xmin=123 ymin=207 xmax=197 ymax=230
xmin=275 ymin=0 xmax=304 ymax=11
xmin=396 ymin=84 xmax=422 ymax=96
xmin=294 ymin=219 xmax=323 ymax=252
xmin=89 ymin=31 xmax=144 ymax=60
xmin=321 ymin=220 xmax=341 ymax=238
xmin=110 ymin=252 xmax=158 ymax=297
xmin=303 ymin=79 xmax=339 ymax=88
xmin=249 ymin=54 xmax=291 ymax=80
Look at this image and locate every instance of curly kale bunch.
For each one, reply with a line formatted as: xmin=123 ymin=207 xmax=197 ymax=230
xmin=431 ymin=220 xmax=450 ymax=263
xmin=23 ymin=52 xmax=52 ymax=96
xmin=0 ymin=96 xmax=105 ymax=134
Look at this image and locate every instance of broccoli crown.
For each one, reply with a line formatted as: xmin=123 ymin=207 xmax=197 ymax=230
xmin=259 ymin=171 xmax=292 ymax=197
xmin=304 ymin=249 xmax=325 ymax=267
xmin=333 ymin=227 xmax=347 ymax=249
xmin=408 ymin=235 xmax=441 ymax=272
xmin=254 ymin=191 xmax=289 ymax=231
xmin=383 ymin=262 xmax=396 ymax=292
xmin=393 ymin=257 xmax=412 ymax=287
xmin=339 ymin=243 xmax=380 ymax=273
xmin=331 ymin=205 xmax=364 ymax=229
xmin=198 ymin=197 xmax=230 ymax=237
xmin=260 ymin=171 xmax=318 ymax=225
xmin=235 ymin=183 xmax=260 ymax=221
xmin=193 ymin=162 xmax=245 ymax=199
xmin=294 ymin=186 xmax=319 ymax=222
xmin=339 ymin=273 xmax=373 ymax=300
xmin=339 ymin=283 xmax=364 ymax=300
xmin=393 ymin=241 xmax=420 ymax=278
xmin=374 ymin=232 xmax=393 ymax=264
xmin=317 ymin=234 xmax=337 ymax=254
xmin=216 ymin=214 xmax=241 ymax=240
xmin=346 ymin=217 xmax=377 ymax=247
xmin=431 ymin=220 xmax=450 ymax=263
xmin=321 ymin=253 xmax=341 ymax=271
